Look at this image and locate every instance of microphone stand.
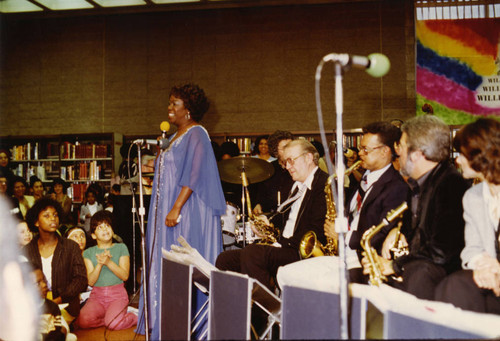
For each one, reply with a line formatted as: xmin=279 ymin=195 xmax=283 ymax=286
xmin=333 ymin=61 xmax=349 ymax=340
xmin=135 ymin=145 xmax=150 ymax=341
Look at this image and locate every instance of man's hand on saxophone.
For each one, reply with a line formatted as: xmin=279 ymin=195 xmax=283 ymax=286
xmin=323 ymin=220 xmax=338 ymax=241
xmin=249 ymin=214 xmax=270 ymax=238
xmin=361 ymin=252 xmax=395 ymax=277
xmin=381 ymin=227 xmax=408 ymax=260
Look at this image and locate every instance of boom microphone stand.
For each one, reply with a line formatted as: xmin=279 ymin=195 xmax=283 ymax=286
xmin=315 ymin=52 xmax=390 ymax=340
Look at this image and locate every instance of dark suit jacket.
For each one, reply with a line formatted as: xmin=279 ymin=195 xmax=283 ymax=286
xmin=348 ymin=164 xmax=410 ymax=254
xmin=273 ymin=167 xmax=328 ymax=250
xmin=395 ymin=161 xmax=469 ymax=274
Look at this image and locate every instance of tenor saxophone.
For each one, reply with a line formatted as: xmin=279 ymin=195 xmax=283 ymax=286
xmin=360 ymin=202 xmax=408 ymax=286
xmin=299 ymin=160 xmax=362 ymax=259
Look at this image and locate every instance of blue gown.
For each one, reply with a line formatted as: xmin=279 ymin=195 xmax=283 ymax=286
xmin=137 ymin=125 xmax=226 ymax=339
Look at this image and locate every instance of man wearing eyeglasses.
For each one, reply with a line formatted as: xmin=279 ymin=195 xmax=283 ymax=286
xmin=215 ymin=139 xmax=328 ymax=291
xmin=277 ymin=121 xmax=409 ymax=291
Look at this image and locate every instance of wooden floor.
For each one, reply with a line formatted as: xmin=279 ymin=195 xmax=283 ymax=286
xmin=74 ymin=326 xmax=146 ymax=341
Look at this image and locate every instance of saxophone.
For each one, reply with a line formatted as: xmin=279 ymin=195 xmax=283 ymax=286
xmin=360 ymin=202 xmax=408 ymax=286
xmin=241 ymin=172 xmax=280 ymax=244
xmin=299 ymin=160 xmax=362 ymax=259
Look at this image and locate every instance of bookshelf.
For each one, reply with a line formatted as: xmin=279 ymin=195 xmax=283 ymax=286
xmin=209 ymin=129 xmax=363 ymax=154
xmin=0 ymin=133 xmax=123 ymax=203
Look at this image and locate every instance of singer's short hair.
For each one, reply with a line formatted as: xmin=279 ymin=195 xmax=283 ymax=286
xmin=170 ymin=84 xmax=209 ymax=122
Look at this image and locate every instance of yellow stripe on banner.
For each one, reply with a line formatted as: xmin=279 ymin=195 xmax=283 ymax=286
xmin=416 ymin=21 xmax=496 ymax=76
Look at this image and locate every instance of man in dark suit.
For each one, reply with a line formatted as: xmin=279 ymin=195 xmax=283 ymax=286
xmin=364 ymin=115 xmax=470 ymax=300
xmin=215 ymin=139 xmax=328 ymax=290
xmin=277 ymin=121 xmax=409 ymax=289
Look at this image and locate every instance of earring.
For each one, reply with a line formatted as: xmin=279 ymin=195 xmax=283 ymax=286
xmin=186 ymin=112 xmax=191 ymax=120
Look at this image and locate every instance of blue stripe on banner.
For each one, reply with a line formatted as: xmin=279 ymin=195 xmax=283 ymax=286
xmin=416 ymin=41 xmax=483 ymax=91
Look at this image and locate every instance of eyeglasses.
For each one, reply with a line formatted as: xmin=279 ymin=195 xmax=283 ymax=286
xmin=285 ymin=153 xmax=306 ymax=167
xmin=359 ymin=145 xmax=385 ymax=154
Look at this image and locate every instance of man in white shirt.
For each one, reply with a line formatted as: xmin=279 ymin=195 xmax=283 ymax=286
xmin=215 ymin=139 xmax=328 ymax=291
xmin=277 ymin=121 xmax=409 ymax=291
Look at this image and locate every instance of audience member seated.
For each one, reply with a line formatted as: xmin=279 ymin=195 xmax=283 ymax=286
xmin=79 ymin=187 xmax=103 ymax=233
xmin=251 ymin=135 xmax=276 ymax=162
xmin=0 ymin=168 xmax=22 ymax=219
xmin=65 ymin=226 xmax=94 ymax=306
xmin=0 ymin=148 xmax=14 ymax=188
xmin=435 ymin=118 xmax=500 ymax=314
xmin=50 ymin=178 xmax=73 ymax=228
xmin=118 ymin=144 xmax=139 ymax=195
xmin=18 ymin=220 xmax=33 ymax=247
xmin=12 ymin=176 xmax=35 ymax=219
xmin=24 ymin=198 xmax=87 ymax=325
xmin=104 ymin=184 xmax=121 ymax=213
xmin=140 ymin=150 xmax=156 ymax=195
xmin=31 ymin=264 xmax=77 ymax=341
xmin=362 ymin=115 xmax=469 ymax=300
xmin=76 ymin=210 xmax=137 ymax=330
xmin=30 ymin=175 xmax=45 ymax=201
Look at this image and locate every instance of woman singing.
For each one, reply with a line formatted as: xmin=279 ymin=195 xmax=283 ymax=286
xmin=137 ymin=84 xmax=226 ymax=339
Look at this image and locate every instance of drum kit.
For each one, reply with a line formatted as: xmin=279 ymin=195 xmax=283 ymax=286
xmin=218 ymin=156 xmax=275 ymax=249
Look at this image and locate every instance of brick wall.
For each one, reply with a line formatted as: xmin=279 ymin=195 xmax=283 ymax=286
xmin=0 ymin=0 xmax=415 ymax=137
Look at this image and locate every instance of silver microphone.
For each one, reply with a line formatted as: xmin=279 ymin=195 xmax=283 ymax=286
xmin=322 ymin=53 xmax=390 ymax=77
xmin=133 ymin=139 xmax=170 ymax=150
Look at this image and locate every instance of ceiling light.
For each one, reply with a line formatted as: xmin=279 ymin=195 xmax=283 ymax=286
xmin=0 ymin=0 xmax=43 ymax=13
xmin=150 ymin=0 xmax=201 ymax=4
xmin=92 ymin=0 xmax=147 ymax=7
xmin=34 ymin=0 xmax=94 ymax=10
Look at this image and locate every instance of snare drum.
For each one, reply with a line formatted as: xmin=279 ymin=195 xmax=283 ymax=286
xmin=235 ymin=222 xmax=261 ymax=245
xmin=221 ymin=202 xmax=240 ymax=236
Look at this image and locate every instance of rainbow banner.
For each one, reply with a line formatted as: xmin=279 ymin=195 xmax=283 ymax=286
xmin=416 ymin=19 xmax=500 ymax=124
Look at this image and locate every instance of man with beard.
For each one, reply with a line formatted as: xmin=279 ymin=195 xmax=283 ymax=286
xmin=363 ymin=115 xmax=470 ymax=300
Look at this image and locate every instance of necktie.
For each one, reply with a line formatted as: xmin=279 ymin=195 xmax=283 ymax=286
xmin=277 ymin=185 xmax=304 ymax=213
xmin=356 ymin=175 xmax=368 ymax=211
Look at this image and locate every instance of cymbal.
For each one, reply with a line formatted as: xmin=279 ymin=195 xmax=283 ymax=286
xmin=218 ymin=156 xmax=275 ymax=184
xmin=142 ymin=173 xmax=155 ymax=177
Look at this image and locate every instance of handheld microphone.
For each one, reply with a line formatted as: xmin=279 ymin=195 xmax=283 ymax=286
xmin=323 ymin=53 xmax=390 ymax=78
xmin=134 ymin=121 xmax=171 ymax=149
xmin=160 ymin=121 xmax=170 ymax=139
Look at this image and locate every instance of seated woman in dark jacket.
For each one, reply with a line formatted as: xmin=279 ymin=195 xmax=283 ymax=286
xmin=24 ymin=197 xmax=88 ymax=325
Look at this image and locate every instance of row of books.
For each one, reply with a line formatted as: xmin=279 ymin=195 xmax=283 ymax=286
xmin=61 ymin=142 xmax=109 ymax=159
xmin=227 ymin=137 xmax=252 ymax=153
xmin=68 ymin=183 xmax=89 ymax=203
xmin=343 ymin=134 xmax=362 ymax=150
xmin=10 ymin=142 xmax=59 ymax=161
xmin=60 ymin=161 xmax=103 ymax=181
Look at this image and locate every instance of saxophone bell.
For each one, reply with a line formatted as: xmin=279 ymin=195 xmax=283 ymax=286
xmin=299 ymin=231 xmax=327 ymax=258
